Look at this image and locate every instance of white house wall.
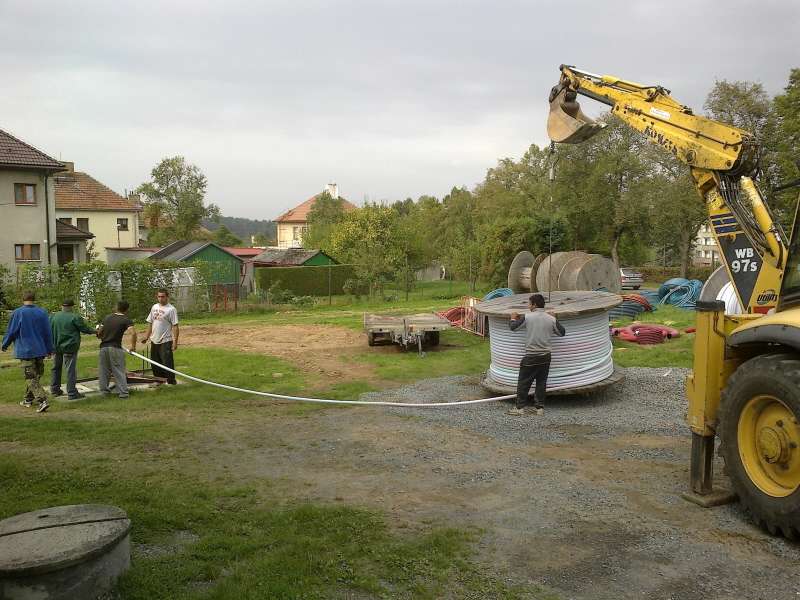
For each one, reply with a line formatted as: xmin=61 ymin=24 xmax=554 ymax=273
xmin=0 ymin=170 xmax=58 ymax=271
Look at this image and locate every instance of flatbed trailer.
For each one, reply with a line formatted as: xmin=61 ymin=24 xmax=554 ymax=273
xmin=363 ymin=312 xmax=451 ymax=357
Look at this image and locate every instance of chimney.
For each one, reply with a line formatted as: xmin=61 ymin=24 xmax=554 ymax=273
xmin=63 ymin=161 xmax=75 ymax=172
xmin=325 ymin=183 xmax=339 ymax=199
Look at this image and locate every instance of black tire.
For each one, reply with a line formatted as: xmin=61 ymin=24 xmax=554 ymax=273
xmin=367 ymin=332 xmax=376 ymax=347
xmin=426 ymin=331 xmax=440 ymax=346
xmin=633 ymin=286 xmax=641 ymax=290
xmin=718 ymin=353 xmax=800 ymax=539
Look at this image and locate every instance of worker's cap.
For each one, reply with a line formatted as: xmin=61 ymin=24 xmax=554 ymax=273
xmin=61 ymin=299 xmax=75 ymax=307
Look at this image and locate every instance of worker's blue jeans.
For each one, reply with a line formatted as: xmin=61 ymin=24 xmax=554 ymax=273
xmin=50 ymin=352 xmax=78 ymax=397
xmin=515 ymin=353 xmax=551 ymax=410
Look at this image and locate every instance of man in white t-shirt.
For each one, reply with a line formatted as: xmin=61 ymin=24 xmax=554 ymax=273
xmin=142 ymin=288 xmax=179 ymax=386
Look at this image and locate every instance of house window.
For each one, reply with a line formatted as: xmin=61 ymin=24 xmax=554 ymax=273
xmin=293 ymin=226 xmax=300 ymax=238
xmin=117 ymin=218 xmax=129 ymax=231
xmin=15 ymin=244 xmax=41 ymax=261
xmin=77 ymin=218 xmax=89 ymax=231
xmin=14 ymin=184 xmax=36 ymax=205
xmin=59 ymin=217 xmax=73 ymax=225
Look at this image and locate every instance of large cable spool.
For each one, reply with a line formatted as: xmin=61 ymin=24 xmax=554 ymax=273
xmin=535 ymin=251 xmax=572 ymax=292
xmin=507 ymin=252 xmax=547 ymax=294
xmin=699 ymin=266 xmax=742 ymax=313
xmin=475 ymin=291 xmax=625 ymax=396
xmin=570 ymin=255 xmax=622 ymax=293
xmin=508 ymin=251 xmax=621 ymax=294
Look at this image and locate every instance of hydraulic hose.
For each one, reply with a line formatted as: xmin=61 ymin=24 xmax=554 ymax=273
xmin=124 ymin=349 xmax=511 ymax=408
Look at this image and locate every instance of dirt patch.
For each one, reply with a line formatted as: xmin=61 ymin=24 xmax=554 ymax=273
xmin=181 ymin=322 xmax=402 ymax=388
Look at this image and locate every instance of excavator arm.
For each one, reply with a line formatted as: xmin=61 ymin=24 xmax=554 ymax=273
xmin=548 ymin=65 xmax=786 ymax=314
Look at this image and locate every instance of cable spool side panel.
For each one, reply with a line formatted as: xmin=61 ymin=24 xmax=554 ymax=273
xmin=507 ymin=251 xmax=536 ymax=294
xmin=558 ymin=254 xmax=593 ymax=290
xmin=535 ymin=251 xmax=569 ymax=292
xmin=573 ymin=256 xmax=622 ymax=293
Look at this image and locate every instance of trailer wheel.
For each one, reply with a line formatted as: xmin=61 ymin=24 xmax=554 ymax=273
xmin=719 ymin=353 xmax=800 ymax=539
xmin=367 ymin=333 xmax=376 ymax=347
xmin=426 ymin=331 xmax=440 ymax=346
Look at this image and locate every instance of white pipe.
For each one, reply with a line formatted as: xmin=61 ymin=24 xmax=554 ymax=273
xmin=125 ymin=349 xmax=510 ymax=408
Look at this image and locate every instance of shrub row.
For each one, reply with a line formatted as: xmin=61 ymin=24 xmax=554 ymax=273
xmin=254 ymin=264 xmax=358 ymax=296
xmin=639 ymin=266 xmax=715 ymax=284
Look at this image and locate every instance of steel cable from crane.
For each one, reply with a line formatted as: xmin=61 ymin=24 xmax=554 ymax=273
xmin=485 ymin=311 xmax=615 ymax=391
xmin=124 ymin=349 xmax=512 ymax=408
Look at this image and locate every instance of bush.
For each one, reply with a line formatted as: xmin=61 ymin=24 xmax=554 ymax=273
xmin=254 ymin=264 xmax=357 ymax=296
xmin=639 ymin=266 xmax=714 ymax=284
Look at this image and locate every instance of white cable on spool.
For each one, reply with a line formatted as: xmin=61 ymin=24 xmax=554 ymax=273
xmin=486 ymin=311 xmax=615 ymax=391
xmin=716 ymin=281 xmax=742 ymax=314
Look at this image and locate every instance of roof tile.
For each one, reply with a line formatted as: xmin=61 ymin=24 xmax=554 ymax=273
xmin=0 ymin=129 xmax=65 ymax=171
xmin=274 ymin=193 xmax=358 ymax=222
xmin=54 ymin=170 xmax=142 ymax=212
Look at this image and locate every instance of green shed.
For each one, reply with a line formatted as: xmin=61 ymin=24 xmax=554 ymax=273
xmin=149 ymin=241 xmax=244 ymax=287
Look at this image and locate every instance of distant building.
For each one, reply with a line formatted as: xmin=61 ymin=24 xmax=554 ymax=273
xmin=273 ymin=184 xmax=358 ymax=248
xmin=0 ymin=128 xmax=68 ymax=271
xmin=54 ymin=163 xmax=143 ymax=262
xmin=693 ymin=224 xmax=721 ymax=267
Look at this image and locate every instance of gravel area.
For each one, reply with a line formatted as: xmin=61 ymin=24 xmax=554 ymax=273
xmin=356 ymin=367 xmax=800 ymax=600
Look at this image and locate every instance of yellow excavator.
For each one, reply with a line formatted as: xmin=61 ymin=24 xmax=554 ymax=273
xmin=548 ymin=65 xmax=800 ymax=538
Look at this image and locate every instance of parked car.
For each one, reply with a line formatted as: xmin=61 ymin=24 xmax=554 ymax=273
xmin=620 ymin=268 xmax=644 ymax=290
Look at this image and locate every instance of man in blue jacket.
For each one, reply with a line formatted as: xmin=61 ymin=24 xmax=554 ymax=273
xmin=1 ymin=290 xmax=55 ymax=413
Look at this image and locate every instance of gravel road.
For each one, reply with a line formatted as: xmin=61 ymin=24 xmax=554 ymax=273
xmin=358 ymin=367 xmax=800 ymax=600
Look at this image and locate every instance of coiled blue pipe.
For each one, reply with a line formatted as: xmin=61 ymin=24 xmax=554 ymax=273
xmin=658 ymin=279 xmax=703 ymax=310
xmin=482 ymin=288 xmax=515 ymax=301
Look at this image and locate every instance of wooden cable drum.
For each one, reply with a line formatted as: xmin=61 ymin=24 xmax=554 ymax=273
xmin=570 ymin=255 xmax=622 ymax=293
xmin=535 ymin=251 xmax=571 ymax=293
xmin=508 ymin=252 xmax=548 ymax=293
xmin=475 ymin=291 xmax=625 ymax=396
xmin=507 ymin=251 xmax=535 ymax=294
xmin=558 ymin=254 xmax=593 ymax=289
xmin=508 ymin=251 xmax=622 ymax=294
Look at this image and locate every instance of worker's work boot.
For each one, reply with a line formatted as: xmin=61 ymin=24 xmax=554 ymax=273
xmin=505 ymin=407 xmax=525 ymax=416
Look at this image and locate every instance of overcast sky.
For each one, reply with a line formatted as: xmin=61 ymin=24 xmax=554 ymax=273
xmin=2 ymin=1 xmax=797 ymax=220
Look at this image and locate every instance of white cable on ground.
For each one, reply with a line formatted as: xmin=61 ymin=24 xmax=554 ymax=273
xmin=125 ymin=349 xmax=511 ymax=408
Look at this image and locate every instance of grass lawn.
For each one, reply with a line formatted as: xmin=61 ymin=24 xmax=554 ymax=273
xmin=0 ymin=284 xmax=695 ymax=599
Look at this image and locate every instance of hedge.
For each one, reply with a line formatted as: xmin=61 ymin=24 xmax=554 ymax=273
xmin=254 ymin=264 xmax=358 ymax=296
xmin=639 ymin=266 xmax=715 ymax=284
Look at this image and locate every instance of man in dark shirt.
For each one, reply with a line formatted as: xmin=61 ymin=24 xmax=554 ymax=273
xmin=50 ymin=298 xmax=97 ymax=400
xmin=97 ymin=300 xmax=137 ymax=399
xmin=507 ymin=294 xmax=565 ymax=416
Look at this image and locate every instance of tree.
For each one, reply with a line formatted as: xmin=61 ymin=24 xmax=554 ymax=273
xmin=703 ymin=80 xmax=787 ymax=226
xmin=329 ymin=202 xmax=428 ymax=290
xmin=208 ymin=224 xmax=243 ymax=247
xmin=137 ymin=157 xmax=220 ymax=247
xmin=303 ymin=192 xmax=349 ymax=251
xmin=555 ymin=114 xmax=652 ymax=265
xmin=773 ymin=68 xmax=800 ymax=223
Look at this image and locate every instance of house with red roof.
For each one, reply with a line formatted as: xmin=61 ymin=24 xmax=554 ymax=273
xmin=54 ymin=162 xmax=144 ymax=263
xmin=274 ymin=184 xmax=358 ymax=248
xmin=0 ymin=128 xmax=73 ymax=271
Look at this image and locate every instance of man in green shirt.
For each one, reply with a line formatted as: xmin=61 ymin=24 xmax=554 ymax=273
xmin=50 ymin=299 xmax=97 ymax=400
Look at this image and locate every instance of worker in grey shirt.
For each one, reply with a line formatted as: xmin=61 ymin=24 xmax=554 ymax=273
xmin=506 ymin=294 xmax=565 ymax=416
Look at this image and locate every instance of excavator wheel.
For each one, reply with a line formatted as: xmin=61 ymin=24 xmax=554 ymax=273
xmin=718 ymin=353 xmax=800 ymax=539
xmin=426 ymin=331 xmax=440 ymax=346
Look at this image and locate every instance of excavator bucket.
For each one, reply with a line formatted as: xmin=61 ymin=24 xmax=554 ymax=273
xmin=547 ymin=83 xmax=607 ymax=144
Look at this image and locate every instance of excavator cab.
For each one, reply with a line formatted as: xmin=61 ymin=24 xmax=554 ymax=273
xmin=547 ymin=80 xmax=607 ymax=144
